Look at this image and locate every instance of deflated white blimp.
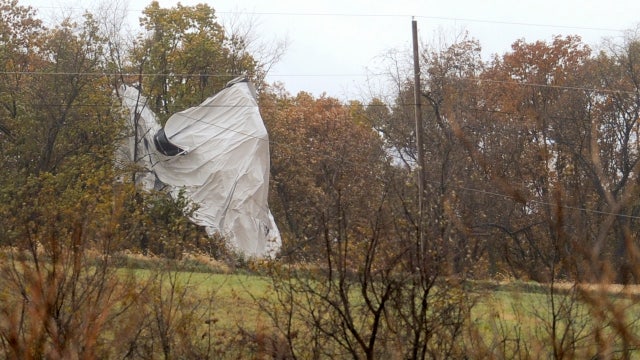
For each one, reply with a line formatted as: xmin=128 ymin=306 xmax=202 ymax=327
xmin=120 ymin=77 xmax=281 ymax=257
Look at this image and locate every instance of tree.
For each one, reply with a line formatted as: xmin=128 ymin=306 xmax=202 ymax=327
xmin=257 ymin=78 xmax=479 ymax=357
xmin=130 ymin=1 xmax=259 ymax=122
xmin=372 ymin=35 xmax=489 ymax=277
xmin=584 ymin=32 xmax=640 ymax=282
xmin=0 ymin=4 xmax=124 ymax=248
xmin=259 ymin=90 xmax=388 ymax=261
xmin=0 ymin=0 xmax=41 ymax=172
xmin=468 ymin=36 xmax=594 ymax=280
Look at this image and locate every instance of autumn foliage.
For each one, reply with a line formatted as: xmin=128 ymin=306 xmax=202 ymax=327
xmin=3 ymin=0 xmax=640 ymax=357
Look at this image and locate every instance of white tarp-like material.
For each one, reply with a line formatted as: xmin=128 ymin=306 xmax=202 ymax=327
xmin=120 ymin=77 xmax=281 ymax=257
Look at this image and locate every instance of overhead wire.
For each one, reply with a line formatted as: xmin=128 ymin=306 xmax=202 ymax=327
xmin=22 ymin=80 xmax=638 ymax=224
xmin=114 ymin=85 xmax=640 ymax=222
xmin=1 ymin=70 xmax=638 ymax=96
xmin=20 ymin=3 xmax=630 ymax=34
xmin=6 ymin=100 xmax=640 ymax=222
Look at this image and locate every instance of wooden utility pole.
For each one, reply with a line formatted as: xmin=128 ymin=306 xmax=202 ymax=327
xmin=412 ymin=18 xmax=425 ymax=259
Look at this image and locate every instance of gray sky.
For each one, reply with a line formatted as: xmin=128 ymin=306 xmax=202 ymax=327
xmin=20 ymin=0 xmax=640 ymax=99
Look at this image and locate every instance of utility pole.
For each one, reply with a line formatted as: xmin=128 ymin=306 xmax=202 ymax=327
xmin=412 ymin=18 xmax=425 ymax=260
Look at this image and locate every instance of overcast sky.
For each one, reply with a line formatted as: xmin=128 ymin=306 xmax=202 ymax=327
xmin=20 ymin=0 xmax=640 ymax=99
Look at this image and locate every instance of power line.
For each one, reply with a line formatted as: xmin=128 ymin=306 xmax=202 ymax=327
xmin=0 ymin=71 xmax=371 ymax=78
xmin=220 ymin=12 xmax=626 ymax=33
xmin=23 ymin=4 xmax=629 ymax=34
xmin=1 ymin=70 xmax=638 ymax=96
xmin=453 ymin=183 xmax=640 ymax=220
xmin=0 ymin=71 xmax=238 ymax=78
xmin=116 ymin=89 xmax=640 ymax=222
xmin=413 ymin=15 xmax=624 ymax=33
xmin=466 ymin=77 xmax=639 ymax=96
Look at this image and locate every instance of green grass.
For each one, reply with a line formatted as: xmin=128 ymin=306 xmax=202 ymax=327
xmin=114 ymin=260 xmax=640 ymax=358
xmin=469 ymin=281 xmax=640 ymax=358
xmin=118 ymin=266 xmax=273 ymax=332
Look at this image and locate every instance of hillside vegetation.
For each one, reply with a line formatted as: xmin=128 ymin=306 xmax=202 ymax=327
xmin=2 ymin=0 xmax=640 ymax=357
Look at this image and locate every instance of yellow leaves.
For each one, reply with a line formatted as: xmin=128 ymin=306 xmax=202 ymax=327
xmin=136 ymin=1 xmax=243 ymax=118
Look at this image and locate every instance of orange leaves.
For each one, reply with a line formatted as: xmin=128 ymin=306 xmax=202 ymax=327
xmin=259 ymin=90 xmax=386 ymax=258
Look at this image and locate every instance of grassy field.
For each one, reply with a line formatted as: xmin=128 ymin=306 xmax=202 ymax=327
xmin=469 ymin=281 xmax=640 ymax=357
xmin=121 ymin=266 xmax=272 ymax=325
xmin=114 ymin=261 xmax=640 ymax=358
xmin=5 ymin=253 xmax=640 ymax=358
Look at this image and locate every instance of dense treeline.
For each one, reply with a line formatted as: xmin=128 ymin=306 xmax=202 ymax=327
xmin=265 ymin=33 xmax=640 ymax=284
xmin=2 ymin=0 xmax=640 ymax=357
xmin=257 ymin=32 xmax=640 ymax=358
